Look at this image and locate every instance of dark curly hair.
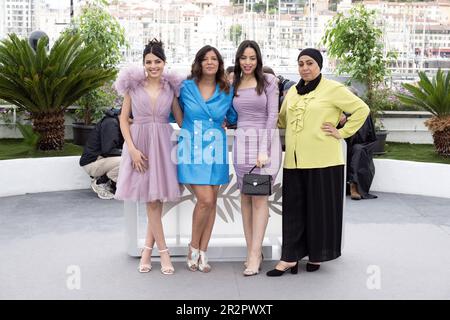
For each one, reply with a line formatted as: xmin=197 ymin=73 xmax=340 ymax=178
xmin=188 ymin=45 xmax=230 ymax=94
xmin=143 ymin=38 xmax=166 ymax=63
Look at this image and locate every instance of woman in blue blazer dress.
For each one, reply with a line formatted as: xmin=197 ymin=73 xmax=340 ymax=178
xmin=178 ymin=45 xmax=237 ymax=273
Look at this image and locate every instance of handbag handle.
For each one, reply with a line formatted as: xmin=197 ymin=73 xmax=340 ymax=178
xmin=249 ymin=162 xmax=267 ymax=173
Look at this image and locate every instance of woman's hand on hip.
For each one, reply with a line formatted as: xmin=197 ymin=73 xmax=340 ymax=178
xmin=321 ymin=122 xmax=341 ymax=139
xmin=130 ymin=148 xmax=148 ymax=173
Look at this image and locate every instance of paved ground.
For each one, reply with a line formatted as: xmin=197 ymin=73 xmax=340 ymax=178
xmin=0 ymin=189 xmax=449 ymax=300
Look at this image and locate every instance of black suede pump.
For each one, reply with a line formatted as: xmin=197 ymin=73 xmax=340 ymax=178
xmin=306 ymin=263 xmax=321 ymax=272
xmin=266 ymin=262 xmax=298 ymax=277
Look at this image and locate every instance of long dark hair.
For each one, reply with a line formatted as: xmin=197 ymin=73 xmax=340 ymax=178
xmin=188 ymin=45 xmax=230 ymax=94
xmin=142 ymin=38 xmax=166 ymax=63
xmin=233 ymin=40 xmax=265 ymax=96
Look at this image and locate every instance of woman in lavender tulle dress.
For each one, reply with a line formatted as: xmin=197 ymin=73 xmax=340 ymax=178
xmin=114 ymin=40 xmax=183 ymax=275
xmin=232 ymin=40 xmax=282 ymax=276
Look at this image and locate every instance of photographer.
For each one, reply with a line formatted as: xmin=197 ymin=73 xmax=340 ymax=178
xmin=79 ymin=108 xmax=124 ymax=199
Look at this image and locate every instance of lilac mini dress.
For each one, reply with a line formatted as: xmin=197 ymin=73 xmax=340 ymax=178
xmin=114 ymin=66 xmax=182 ymax=202
xmin=232 ymin=74 xmax=282 ymax=192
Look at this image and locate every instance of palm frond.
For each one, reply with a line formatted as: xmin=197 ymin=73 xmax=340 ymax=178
xmin=0 ymin=32 xmax=117 ymax=113
xmin=397 ymin=70 xmax=450 ymax=117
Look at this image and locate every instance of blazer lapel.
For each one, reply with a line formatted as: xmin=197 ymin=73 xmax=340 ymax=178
xmin=189 ymin=80 xmax=211 ymax=117
xmin=188 ymin=81 xmax=214 ymax=119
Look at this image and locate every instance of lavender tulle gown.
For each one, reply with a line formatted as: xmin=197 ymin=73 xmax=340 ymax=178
xmin=232 ymin=74 xmax=282 ymax=191
xmin=114 ymin=66 xmax=182 ymax=202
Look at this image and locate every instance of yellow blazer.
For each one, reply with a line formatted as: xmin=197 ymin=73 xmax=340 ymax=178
xmin=278 ymin=77 xmax=370 ymax=169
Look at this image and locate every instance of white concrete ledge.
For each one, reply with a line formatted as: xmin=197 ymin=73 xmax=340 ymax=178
xmin=0 ymin=156 xmax=89 ymax=197
xmin=372 ymin=159 xmax=450 ymax=199
xmin=1 ymin=156 xmax=449 ymax=199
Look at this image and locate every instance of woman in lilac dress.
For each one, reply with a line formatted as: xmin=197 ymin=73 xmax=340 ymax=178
xmin=114 ymin=40 xmax=183 ymax=275
xmin=232 ymin=40 xmax=281 ymax=276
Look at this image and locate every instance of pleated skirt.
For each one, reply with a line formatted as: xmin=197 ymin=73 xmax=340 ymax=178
xmin=281 ymin=165 xmax=344 ymax=262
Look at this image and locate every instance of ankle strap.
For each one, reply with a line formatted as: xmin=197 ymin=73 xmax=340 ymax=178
xmin=143 ymin=246 xmax=153 ymax=250
xmin=189 ymin=244 xmax=199 ymax=252
xmin=159 ymin=248 xmax=169 ymax=253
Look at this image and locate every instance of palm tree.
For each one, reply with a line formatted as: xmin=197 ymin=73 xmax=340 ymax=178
xmin=0 ymin=32 xmax=117 ymax=150
xmin=396 ymin=70 xmax=450 ymax=156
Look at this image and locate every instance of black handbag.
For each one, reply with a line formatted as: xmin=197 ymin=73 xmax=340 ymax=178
xmin=242 ymin=165 xmax=272 ymax=196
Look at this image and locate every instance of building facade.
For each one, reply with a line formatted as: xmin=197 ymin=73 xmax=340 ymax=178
xmin=2 ymin=0 xmax=36 ymax=38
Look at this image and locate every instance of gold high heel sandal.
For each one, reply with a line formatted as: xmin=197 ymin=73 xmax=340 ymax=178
xmin=243 ymin=254 xmax=263 ymax=276
xmin=244 ymin=253 xmax=264 ymax=269
xmin=159 ymin=248 xmax=175 ymax=275
xmin=138 ymin=246 xmax=153 ymax=273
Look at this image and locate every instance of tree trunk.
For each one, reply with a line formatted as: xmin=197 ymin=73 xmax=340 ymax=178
xmin=32 ymin=111 xmax=65 ymax=151
xmin=432 ymin=127 xmax=450 ymax=157
xmin=425 ymin=116 xmax=450 ymax=157
xmin=366 ymin=73 xmax=373 ymax=106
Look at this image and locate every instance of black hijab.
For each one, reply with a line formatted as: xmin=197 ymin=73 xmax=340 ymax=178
xmin=296 ymin=48 xmax=323 ymax=95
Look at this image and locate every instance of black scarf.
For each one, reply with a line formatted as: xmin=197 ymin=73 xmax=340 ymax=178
xmin=296 ymin=73 xmax=322 ymax=95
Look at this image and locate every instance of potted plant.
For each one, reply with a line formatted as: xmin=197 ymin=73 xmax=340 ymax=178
xmin=396 ymin=70 xmax=450 ymax=157
xmin=72 ymin=82 xmax=119 ymax=145
xmin=322 ymin=5 xmax=397 ymax=154
xmin=0 ymin=33 xmax=116 ymax=151
xmin=64 ymin=1 xmax=127 ymax=145
xmin=364 ymin=86 xmax=402 ymax=154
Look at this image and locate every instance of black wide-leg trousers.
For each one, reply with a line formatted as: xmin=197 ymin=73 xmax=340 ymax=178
xmin=281 ymin=165 xmax=344 ymax=262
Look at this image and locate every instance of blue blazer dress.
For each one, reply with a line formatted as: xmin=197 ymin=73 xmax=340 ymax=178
xmin=177 ymin=79 xmax=238 ymax=185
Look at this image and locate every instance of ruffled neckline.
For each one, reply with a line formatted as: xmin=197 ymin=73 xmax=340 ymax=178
xmin=114 ymin=65 xmax=185 ymax=97
xmin=288 ymin=91 xmax=317 ymax=133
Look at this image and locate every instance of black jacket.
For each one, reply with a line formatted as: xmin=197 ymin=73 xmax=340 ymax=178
xmin=79 ymin=109 xmax=124 ymax=166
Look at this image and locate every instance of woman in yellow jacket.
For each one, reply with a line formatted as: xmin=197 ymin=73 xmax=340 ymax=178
xmin=266 ymin=48 xmax=370 ymax=276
